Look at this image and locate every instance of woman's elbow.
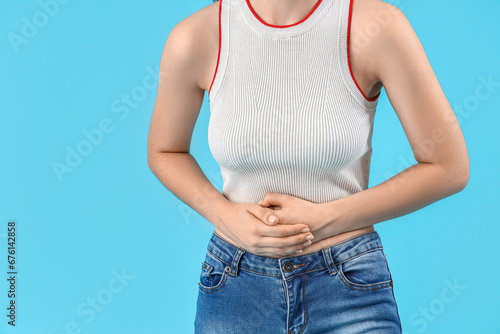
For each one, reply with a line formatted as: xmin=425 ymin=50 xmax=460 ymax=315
xmin=147 ymin=146 xmax=162 ymax=174
xmin=449 ymin=158 xmax=470 ymax=193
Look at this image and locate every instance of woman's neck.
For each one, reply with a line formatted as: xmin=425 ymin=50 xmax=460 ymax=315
xmin=246 ymin=0 xmax=321 ymax=26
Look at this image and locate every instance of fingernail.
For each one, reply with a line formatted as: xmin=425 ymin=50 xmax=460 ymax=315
xmin=306 ymin=234 xmax=314 ymax=240
xmin=268 ymin=215 xmax=277 ymax=223
xmin=257 ymin=200 xmax=262 ymax=204
xmin=294 ymin=250 xmax=303 ymax=254
xmin=301 ymin=228 xmax=310 ymax=233
xmin=303 ymin=241 xmax=312 ymax=247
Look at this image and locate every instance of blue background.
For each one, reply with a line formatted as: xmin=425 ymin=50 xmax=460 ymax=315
xmin=0 ymin=0 xmax=498 ymax=333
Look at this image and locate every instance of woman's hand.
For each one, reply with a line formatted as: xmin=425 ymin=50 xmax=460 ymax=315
xmin=257 ymin=193 xmax=332 ymax=243
xmin=217 ymin=202 xmax=315 ymax=257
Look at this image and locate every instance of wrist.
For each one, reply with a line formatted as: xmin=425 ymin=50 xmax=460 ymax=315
xmin=315 ymin=200 xmax=343 ymax=237
xmin=211 ymin=196 xmax=234 ymax=231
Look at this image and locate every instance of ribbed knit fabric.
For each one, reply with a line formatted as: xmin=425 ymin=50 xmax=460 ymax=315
xmin=207 ymin=0 xmax=380 ymax=204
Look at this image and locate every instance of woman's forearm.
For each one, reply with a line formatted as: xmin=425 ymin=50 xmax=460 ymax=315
xmin=317 ymin=162 xmax=469 ymax=238
xmin=147 ymin=151 xmax=231 ymax=228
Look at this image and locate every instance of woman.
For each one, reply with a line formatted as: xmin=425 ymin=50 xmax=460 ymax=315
xmin=147 ymin=0 xmax=469 ymax=332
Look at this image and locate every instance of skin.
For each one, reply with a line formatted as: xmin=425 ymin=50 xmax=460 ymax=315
xmin=147 ymin=0 xmax=469 ymax=258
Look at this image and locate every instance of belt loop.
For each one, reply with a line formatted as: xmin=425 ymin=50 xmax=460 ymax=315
xmin=322 ymin=248 xmax=338 ymax=276
xmin=230 ymin=247 xmax=246 ymax=276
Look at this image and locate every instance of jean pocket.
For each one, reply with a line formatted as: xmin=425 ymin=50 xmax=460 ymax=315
xmin=337 ymin=248 xmax=393 ymax=291
xmin=198 ymin=253 xmax=231 ymax=293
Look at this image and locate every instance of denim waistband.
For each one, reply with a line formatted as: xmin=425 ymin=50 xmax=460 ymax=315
xmin=206 ymin=230 xmax=384 ymax=279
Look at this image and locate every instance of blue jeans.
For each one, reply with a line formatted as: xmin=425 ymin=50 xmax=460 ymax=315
xmin=194 ymin=230 xmax=402 ymax=333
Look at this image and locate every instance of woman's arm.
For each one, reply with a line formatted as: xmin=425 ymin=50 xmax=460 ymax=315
xmin=320 ymin=1 xmax=470 ymax=236
xmin=147 ymin=7 xmax=314 ymax=256
xmin=259 ymin=1 xmax=469 ymax=242
xmin=147 ymin=11 xmax=228 ymax=228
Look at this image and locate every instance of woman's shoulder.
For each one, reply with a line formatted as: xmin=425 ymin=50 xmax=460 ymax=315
xmin=351 ymin=0 xmax=407 ymax=31
xmin=167 ymin=2 xmax=219 ymax=50
xmin=350 ymin=0 xmax=418 ymax=82
xmin=161 ymin=2 xmax=220 ymax=91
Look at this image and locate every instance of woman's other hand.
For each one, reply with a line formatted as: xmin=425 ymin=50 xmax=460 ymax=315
xmin=217 ymin=202 xmax=314 ymax=257
xmin=258 ymin=193 xmax=333 ymax=243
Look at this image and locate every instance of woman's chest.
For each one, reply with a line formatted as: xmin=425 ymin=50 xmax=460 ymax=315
xmin=208 ymin=99 xmax=374 ymax=173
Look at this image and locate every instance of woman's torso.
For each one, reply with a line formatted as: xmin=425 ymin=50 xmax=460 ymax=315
xmin=192 ymin=0 xmax=382 ymax=256
xmin=196 ymin=0 xmax=382 ymax=97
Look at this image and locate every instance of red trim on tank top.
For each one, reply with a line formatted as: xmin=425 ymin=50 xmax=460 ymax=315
xmin=347 ymin=0 xmax=380 ymax=102
xmin=209 ymin=0 xmax=222 ymax=99
xmin=245 ymin=0 xmax=323 ymax=28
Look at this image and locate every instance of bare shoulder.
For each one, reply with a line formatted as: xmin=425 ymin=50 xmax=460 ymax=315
xmin=160 ymin=2 xmax=220 ymax=91
xmin=351 ymin=0 xmax=407 ymax=28
xmin=170 ymin=2 xmax=219 ymax=43
xmin=350 ymin=0 xmax=420 ymax=84
xmin=351 ymin=0 xmax=414 ymax=50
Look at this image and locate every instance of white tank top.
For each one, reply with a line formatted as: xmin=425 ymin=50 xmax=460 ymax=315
xmin=207 ymin=0 xmax=380 ymax=204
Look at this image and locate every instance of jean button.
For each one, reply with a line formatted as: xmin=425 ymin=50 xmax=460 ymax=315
xmin=283 ymin=262 xmax=294 ymax=273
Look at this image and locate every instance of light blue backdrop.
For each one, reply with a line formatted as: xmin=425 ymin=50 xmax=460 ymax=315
xmin=0 ymin=0 xmax=498 ymax=333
